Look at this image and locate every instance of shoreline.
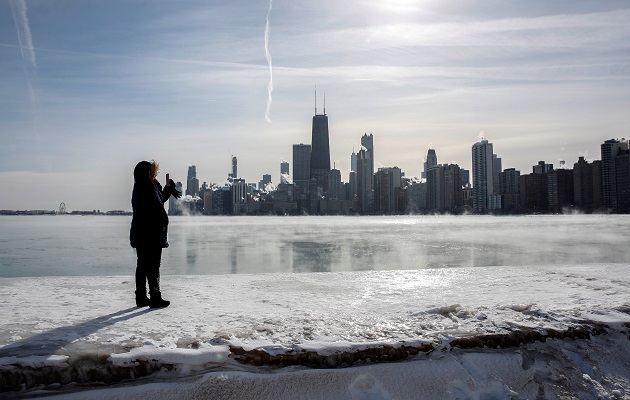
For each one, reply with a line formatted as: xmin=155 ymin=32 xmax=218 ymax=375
xmin=2 ymin=266 xmax=630 ymax=397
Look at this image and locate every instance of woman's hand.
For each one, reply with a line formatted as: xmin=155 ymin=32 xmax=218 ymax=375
xmin=167 ymin=179 xmax=182 ymax=198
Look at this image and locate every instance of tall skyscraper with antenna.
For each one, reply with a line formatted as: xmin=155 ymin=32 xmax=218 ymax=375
xmin=309 ymin=91 xmax=331 ymax=193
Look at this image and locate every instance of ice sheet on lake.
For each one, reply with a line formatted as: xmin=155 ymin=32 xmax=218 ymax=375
xmin=2 ymin=264 xmax=630 ymax=398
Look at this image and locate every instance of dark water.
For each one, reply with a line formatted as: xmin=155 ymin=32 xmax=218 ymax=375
xmin=0 ymin=215 xmax=627 ymax=277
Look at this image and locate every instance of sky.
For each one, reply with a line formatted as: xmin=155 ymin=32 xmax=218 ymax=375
xmin=1 ymin=0 xmax=629 ymax=211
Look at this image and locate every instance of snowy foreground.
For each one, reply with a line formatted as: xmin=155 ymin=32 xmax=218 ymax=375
xmin=2 ymin=264 xmax=630 ymax=399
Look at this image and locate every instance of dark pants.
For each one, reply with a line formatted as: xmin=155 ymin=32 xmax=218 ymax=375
xmin=136 ymin=247 xmax=163 ymax=297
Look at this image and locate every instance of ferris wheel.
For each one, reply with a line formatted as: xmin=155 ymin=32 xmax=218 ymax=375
xmin=59 ymin=202 xmax=66 ymax=214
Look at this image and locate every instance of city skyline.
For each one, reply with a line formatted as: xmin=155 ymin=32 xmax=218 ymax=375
xmin=1 ymin=1 xmax=629 ymax=210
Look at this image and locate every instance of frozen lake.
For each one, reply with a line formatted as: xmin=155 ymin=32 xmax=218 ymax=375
xmin=0 ymin=214 xmax=628 ymax=277
xmin=2 ymin=214 xmax=630 ymax=398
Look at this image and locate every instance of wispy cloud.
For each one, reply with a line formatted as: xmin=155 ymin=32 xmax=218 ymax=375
xmin=264 ymin=0 xmax=274 ymax=123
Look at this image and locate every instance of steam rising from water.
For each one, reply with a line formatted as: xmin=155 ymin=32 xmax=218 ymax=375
xmin=264 ymin=0 xmax=273 ymax=123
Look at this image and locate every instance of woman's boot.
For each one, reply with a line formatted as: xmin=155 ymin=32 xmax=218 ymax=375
xmin=148 ymin=276 xmax=170 ymax=308
xmin=135 ymin=289 xmax=150 ymax=307
xmin=135 ymin=274 xmax=149 ymax=307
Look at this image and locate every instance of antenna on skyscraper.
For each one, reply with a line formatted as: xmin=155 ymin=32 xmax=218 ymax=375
xmin=314 ymin=86 xmax=317 ymax=115
xmin=323 ymin=92 xmax=326 ymax=115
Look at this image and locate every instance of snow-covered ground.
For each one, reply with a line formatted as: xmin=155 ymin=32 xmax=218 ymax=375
xmin=2 ymin=264 xmax=630 ymax=399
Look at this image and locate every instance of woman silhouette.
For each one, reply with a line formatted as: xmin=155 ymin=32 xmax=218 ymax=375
xmin=130 ymin=160 xmax=181 ymax=308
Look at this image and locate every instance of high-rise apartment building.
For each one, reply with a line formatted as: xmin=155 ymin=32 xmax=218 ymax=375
xmin=573 ymin=157 xmax=602 ymax=212
xmin=348 ymin=171 xmax=357 ymax=208
xmin=547 ymin=169 xmax=574 ymax=213
xmin=520 ymin=173 xmax=547 ymax=213
xmin=471 ymin=139 xmax=494 ymax=213
xmin=460 ymin=169 xmax=470 ymax=187
xmin=492 ymin=154 xmax=502 ymax=194
xmin=601 ymin=138 xmax=629 ymax=211
xmin=499 ymin=168 xmax=520 ymax=214
xmin=406 ymin=181 xmax=427 ymax=212
xmin=499 ymin=169 xmax=520 ymax=194
xmin=203 ymin=190 xmax=213 ymax=215
xmin=374 ymin=166 xmax=402 ymax=213
xmin=426 ymin=164 xmax=463 ymax=213
xmin=232 ymin=179 xmax=248 ymax=215
xmin=292 ymin=144 xmax=311 ymax=194
xmin=328 ymin=168 xmax=342 ymax=200
xmin=533 ymin=161 xmax=553 ymax=175
xmin=615 ymin=149 xmax=630 ymax=213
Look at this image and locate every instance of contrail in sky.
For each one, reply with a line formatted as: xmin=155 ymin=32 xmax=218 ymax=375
xmin=9 ymin=0 xmax=36 ymax=71
xmin=264 ymin=0 xmax=273 ymax=123
xmin=9 ymin=0 xmax=38 ymax=109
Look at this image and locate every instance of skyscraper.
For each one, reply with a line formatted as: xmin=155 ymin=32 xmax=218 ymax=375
xmin=460 ymin=169 xmax=470 ymax=187
xmin=361 ymin=133 xmax=374 ymax=164
xmin=280 ymin=160 xmax=289 ymax=176
xmin=499 ymin=168 xmax=520 ymax=214
xmin=349 ymin=148 xmax=358 ymax=207
xmin=351 ymin=148 xmax=358 ymax=173
xmin=231 ymin=156 xmax=238 ymax=180
xmin=471 ymin=139 xmax=494 ymax=213
xmin=310 ymin=108 xmax=331 ymax=193
xmin=422 ymin=148 xmax=437 ymax=179
xmin=232 ymin=179 xmax=247 ymax=215
xmin=357 ymin=134 xmax=375 ymax=213
xmin=293 ymin=143 xmax=311 ymax=194
xmin=573 ymin=157 xmax=602 ymax=212
xmin=329 ymin=168 xmax=342 ymax=200
xmin=259 ymin=174 xmax=272 ymax=191
xmin=374 ymin=166 xmax=402 ymax=213
xmin=492 ymin=154 xmax=502 ymax=194
xmin=615 ymin=149 xmax=630 ymax=213
xmin=601 ymin=138 xmax=629 ymax=211
xmin=186 ymin=165 xmax=199 ymax=196
xmin=426 ymin=164 xmax=462 ymax=213
xmin=533 ymin=161 xmax=553 ymax=175
xmin=547 ymin=169 xmax=574 ymax=213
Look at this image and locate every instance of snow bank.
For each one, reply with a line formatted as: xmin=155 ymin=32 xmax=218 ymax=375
xmin=2 ymin=264 xmax=630 ymax=398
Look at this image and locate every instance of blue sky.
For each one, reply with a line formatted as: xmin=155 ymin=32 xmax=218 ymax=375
xmin=1 ymin=0 xmax=629 ymax=210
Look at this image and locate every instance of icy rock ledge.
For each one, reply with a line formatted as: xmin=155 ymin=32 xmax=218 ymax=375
xmin=0 ymin=323 xmax=609 ymax=393
xmin=0 ymin=353 xmax=174 ymax=393
xmin=230 ymin=323 xmax=607 ymax=367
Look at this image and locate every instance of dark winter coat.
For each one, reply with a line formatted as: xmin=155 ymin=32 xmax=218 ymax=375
xmin=130 ymin=161 xmax=173 ymax=248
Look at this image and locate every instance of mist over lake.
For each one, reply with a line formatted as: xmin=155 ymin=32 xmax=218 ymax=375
xmin=0 ymin=214 xmax=626 ymax=278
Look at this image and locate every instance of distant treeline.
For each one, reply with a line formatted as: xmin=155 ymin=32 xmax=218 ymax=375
xmin=0 ymin=210 xmax=132 ymax=216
